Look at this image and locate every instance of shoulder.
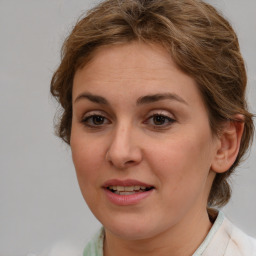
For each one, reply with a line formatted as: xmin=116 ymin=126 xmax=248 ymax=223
xmin=200 ymin=211 xmax=256 ymax=256
xmin=224 ymin=218 xmax=256 ymax=256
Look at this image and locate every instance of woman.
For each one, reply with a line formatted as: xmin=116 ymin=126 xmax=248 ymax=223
xmin=51 ymin=0 xmax=255 ymax=255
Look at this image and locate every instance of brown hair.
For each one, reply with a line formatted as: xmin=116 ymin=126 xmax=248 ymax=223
xmin=50 ymin=0 xmax=254 ymax=207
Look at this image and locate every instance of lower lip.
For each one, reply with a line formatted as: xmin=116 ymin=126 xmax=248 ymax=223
xmin=103 ymin=188 xmax=154 ymax=206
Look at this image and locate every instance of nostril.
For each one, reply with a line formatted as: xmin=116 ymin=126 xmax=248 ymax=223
xmin=105 ymin=144 xmax=142 ymax=169
xmin=125 ymin=160 xmax=135 ymax=164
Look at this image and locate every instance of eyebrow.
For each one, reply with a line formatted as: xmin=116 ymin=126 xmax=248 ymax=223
xmin=74 ymin=93 xmax=109 ymax=105
xmin=136 ymin=93 xmax=188 ymax=106
xmin=74 ymin=92 xmax=188 ymax=106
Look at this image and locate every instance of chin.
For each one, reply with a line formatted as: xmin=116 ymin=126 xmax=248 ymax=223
xmin=107 ymin=226 xmax=156 ymax=241
xmin=101 ymin=213 xmax=164 ymax=241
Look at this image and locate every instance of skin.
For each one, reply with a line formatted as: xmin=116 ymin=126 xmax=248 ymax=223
xmin=70 ymin=42 xmax=241 ymax=256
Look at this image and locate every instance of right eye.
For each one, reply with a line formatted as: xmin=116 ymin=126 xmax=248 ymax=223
xmin=81 ymin=114 xmax=110 ymax=127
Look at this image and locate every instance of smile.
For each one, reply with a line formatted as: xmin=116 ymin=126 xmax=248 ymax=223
xmin=107 ymin=185 xmax=153 ymax=195
xmin=103 ymin=179 xmax=155 ymax=205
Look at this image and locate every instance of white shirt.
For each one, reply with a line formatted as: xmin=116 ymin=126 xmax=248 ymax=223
xmin=83 ymin=211 xmax=256 ymax=256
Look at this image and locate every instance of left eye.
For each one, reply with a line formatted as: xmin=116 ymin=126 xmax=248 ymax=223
xmin=146 ymin=114 xmax=175 ymax=126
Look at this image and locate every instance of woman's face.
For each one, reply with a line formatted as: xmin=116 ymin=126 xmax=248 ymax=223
xmin=71 ymin=42 xmax=220 ymax=240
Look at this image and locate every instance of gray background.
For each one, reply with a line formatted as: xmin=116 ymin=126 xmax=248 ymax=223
xmin=0 ymin=0 xmax=255 ymax=255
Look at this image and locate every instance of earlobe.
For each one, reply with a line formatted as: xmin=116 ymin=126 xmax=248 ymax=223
xmin=211 ymin=115 xmax=244 ymax=173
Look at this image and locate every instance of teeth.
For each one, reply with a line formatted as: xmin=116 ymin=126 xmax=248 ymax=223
xmin=117 ymin=186 xmax=124 ymax=191
xmin=108 ymin=185 xmax=151 ymax=192
xmin=124 ymin=186 xmax=134 ymax=192
xmin=120 ymin=191 xmax=136 ymax=195
xmin=113 ymin=191 xmax=136 ymax=195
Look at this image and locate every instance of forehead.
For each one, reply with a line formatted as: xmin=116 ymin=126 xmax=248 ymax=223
xmin=72 ymin=42 xmax=206 ymax=111
xmin=85 ymin=42 xmax=174 ymax=71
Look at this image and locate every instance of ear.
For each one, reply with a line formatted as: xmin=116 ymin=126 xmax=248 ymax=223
xmin=211 ymin=115 xmax=244 ymax=173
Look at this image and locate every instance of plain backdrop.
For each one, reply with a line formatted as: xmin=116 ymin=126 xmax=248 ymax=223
xmin=0 ymin=0 xmax=255 ymax=255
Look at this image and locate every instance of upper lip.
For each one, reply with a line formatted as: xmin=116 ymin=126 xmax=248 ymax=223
xmin=102 ymin=179 xmax=154 ymax=188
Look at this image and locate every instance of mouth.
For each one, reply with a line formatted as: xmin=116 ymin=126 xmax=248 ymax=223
xmin=107 ymin=185 xmax=154 ymax=195
xmin=102 ymin=179 xmax=155 ymax=205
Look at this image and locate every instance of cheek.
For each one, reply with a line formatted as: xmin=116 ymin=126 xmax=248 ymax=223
xmin=71 ymin=134 xmax=105 ymax=188
xmin=147 ymin=133 xmax=213 ymax=187
xmin=71 ymin=138 xmax=105 ymax=210
xmin=147 ymin=137 xmax=213 ymax=216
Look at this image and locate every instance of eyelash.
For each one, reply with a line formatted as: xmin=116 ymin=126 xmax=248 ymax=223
xmin=81 ymin=113 xmax=110 ymax=128
xmin=144 ymin=113 xmax=175 ymax=128
xmin=81 ymin=112 xmax=176 ymax=129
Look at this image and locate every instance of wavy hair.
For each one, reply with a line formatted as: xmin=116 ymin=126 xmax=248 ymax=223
xmin=51 ymin=0 xmax=254 ymax=207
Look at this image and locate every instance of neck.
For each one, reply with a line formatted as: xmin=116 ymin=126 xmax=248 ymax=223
xmin=104 ymin=209 xmax=212 ymax=256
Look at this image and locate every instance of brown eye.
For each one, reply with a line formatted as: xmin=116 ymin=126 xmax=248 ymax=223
xmin=144 ymin=113 xmax=175 ymax=129
xmin=82 ymin=114 xmax=110 ymax=127
xmin=153 ymin=115 xmax=168 ymax=125
xmin=152 ymin=114 xmax=174 ymax=126
xmin=92 ymin=115 xmax=105 ymax=125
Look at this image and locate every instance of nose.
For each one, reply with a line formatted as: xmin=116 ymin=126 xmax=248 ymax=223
xmin=106 ymin=124 xmax=142 ymax=169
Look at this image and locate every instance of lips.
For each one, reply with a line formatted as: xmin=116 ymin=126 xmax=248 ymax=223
xmin=102 ymin=179 xmax=155 ymax=205
xmin=108 ymin=185 xmax=152 ymax=195
xmin=103 ymin=179 xmax=154 ymax=193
